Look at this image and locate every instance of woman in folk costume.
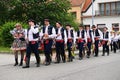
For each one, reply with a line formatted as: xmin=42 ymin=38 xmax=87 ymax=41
xmin=10 ymin=23 xmax=26 ymax=66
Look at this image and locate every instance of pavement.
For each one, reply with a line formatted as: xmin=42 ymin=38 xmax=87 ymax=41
xmin=0 ymin=50 xmax=120 ymax=80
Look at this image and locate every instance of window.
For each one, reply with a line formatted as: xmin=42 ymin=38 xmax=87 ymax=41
xmin=99 ymin=1 xmax=120 ymax=16
xmin=112 ymin=23 xmax=119 ymax=31
xmin=71 ymin=12 xmax=77 ymax=19
xmin=97 ymin=24 xmax=106 ymax=32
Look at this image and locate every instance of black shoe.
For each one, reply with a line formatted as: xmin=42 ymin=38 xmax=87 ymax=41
xmin=102 ymin=54 xmax=105 ymax=56
xmin=14 ymin=63 xmax=18 ymax=66
xmin=79 ymin=57 xmax=83 ymax=60
xmin=54 ymin=61 xmax=60 ymax=64
xmin=36 ymin=64 xmax=40 ymax=67
xmin=19 ymin=62 xmax=23 ymax=66
xmin=45 ymin=62 xmax=50 ymax=66
xmin=63 ymin=60 xmax=66 ymax=63
xmin=22 ymin=66 xmax=29 ymax=68
xmin=87 ymin=56 xmax=90 ymax=58
xmin=94 ymin=55 xmax=98 ymax=57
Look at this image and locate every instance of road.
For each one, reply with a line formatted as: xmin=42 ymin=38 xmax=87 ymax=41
xmin=0 ymin=51 xmax=120 ymax=80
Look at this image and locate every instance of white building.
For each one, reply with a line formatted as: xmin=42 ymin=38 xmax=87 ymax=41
xmin=82 ymin=0 xmax=120 ymax=32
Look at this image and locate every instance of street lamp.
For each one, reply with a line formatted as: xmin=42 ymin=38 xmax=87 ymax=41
xmin=92 ymin=0 xmax=94 ymax=26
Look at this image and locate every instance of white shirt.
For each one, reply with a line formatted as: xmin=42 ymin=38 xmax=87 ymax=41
xmin=103 ymin=31 xmax=111 ymax=42
xmin=86 ymin=30 xmax=95 ymax=43
xmin=65 ymin=29 xmax=76 ymax=44
xmin=111 ymin=35 xmax=119 ymax=42
xmin=93 ymin=29 xmax=103 ymax=40
xmin=25 ymin=26 xmax=39 ymax=41
xmin=76 ymin=30 xmax=87 ymax=43
xmin=55 ymin=27 xmax=67 ymax=44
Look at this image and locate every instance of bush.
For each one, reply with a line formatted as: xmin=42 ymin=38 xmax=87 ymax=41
xmin=0 ymin=21 xmax=28 ymax=47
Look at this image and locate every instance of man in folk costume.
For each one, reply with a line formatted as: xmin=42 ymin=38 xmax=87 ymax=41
xmin=85 ymin=25 xmax=94 ymax=58
xmin=101 ymin=27 xmax=111 ymax=56
xmin=40 ymin=19 xmax=56 ymax=66
xmin=65 ymin=24 xmax=76 ymax=62
xmin=55 ymin=22 xmax=67 ymax=63
xmin=92 ymin=25 xmax=103 ymax=57
xmin=76 ymin=25 xmax=87 ymax=60
xmin=23 ymin=19 xmax=40 ymax=68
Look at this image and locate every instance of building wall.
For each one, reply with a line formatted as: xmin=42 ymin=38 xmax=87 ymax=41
xmin=69 ymin=6 xmax=82 ymax=23
xmin=83 ymin=0 xmax=120 ymax=16
xmin=82 ymin=0 xmax=120 ymax=31
xmin=83 ymin=16 xmax=120 ymax=31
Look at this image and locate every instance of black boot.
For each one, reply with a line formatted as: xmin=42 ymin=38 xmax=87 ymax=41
xmin=19 ymin=59 xmax=23 ymax=66
xmin=14 ymin=58 xmax=18 ymax=66
xmin=22 ymin=58 xmax=30 ymax=68
xmin=36 ymin=57 xmax=40 ymax=67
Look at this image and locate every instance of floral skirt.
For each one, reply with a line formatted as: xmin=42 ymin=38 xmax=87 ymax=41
xmin=11 ymin=40 xmax=26 ymax=51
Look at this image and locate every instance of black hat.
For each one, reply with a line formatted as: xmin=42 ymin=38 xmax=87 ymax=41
xmin=92 ymin=25 xmax=96 ymax=28
xmin=56 ymin=21 xmax=62 ymax=26
xmin=85 ymin=25 xmax=90 ymax=27
xmin=44 ymin=19 xmax=50 ymax=22
xmin=104 ymin=26 xmax=108 ymax=29
xmin=65 ymin=24 xmax=71 ymax=27
xmin=28 ymin=19 xmax=35 ymax=24
xmin=79 ymin=24 xmax=84 ymax=27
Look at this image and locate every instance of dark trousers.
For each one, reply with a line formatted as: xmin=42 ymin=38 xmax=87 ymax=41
xmin=102 ymin=41 xmax=109 ymax=55
xmin=44 ymin=40 xmax=53 ymax=63
xmin=56 ymin=42 xmax=65 ymax=62
xmin=118 ymin=40 xmax=120 ymax=49
xmin=67 ymin=41 xmax=73 ymax=61
xmin=26 ymin=42 xmax=40 ymax=66
xmin=113 ymin=41 xmax=118 ymax=53
xmin=110 ymin=43 xmax=113 ymax=51
xmin=94 ymin=40 xmax=99 ymax=56
xmin=87 ymin=42 xmax=92 ymax=56
xmin=78 ymin=42 xmax=84 ymax=58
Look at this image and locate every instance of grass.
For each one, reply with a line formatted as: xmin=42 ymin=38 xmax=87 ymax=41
xmin=0 ymin=46 xmax=12 ymax=53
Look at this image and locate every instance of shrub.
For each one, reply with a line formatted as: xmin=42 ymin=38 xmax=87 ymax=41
xmin=0 ymin=21 xmax=28 ymax=47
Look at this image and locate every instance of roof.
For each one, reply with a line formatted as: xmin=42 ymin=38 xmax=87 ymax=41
xmin=82 ymin=0 xmax=93 ymax=13
xmin=70 ymin=0 xmax=84 ymax=7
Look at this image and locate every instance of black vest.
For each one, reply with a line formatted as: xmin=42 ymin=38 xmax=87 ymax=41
xmin=66 ymin=30 xmax=74 ymax=38
xmin=43 ymin=26 xmax=53 ymax=35
xmin=94 ymin=29 xmax=100 ymax=36
xmin=103 ymin=32 xmax=109 ymax=38
xmin=27 ymin=26 xmax=39 ymax=39
xmin=56 ymin=27 xmax=64 ymax=39
xmin=77 ymin=30 xmax=85 ymax=38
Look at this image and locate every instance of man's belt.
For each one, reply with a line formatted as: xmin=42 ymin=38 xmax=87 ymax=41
xmin=56 ymin=40 xmax=64 ymax=43
xmin=94 ymin=37 xmax=99 ymax=40
xmin=29 ymin=41 xmax=38 ymax=44
xmin=68 ymin=39 xmax=73 ymax=43
xmin=77 ymin=38 xmax=84 ymax=43
xmin=87 ymin=38 xmax=92 ymax=42
xmin=101 ymin=40 xmax=108 ymax=45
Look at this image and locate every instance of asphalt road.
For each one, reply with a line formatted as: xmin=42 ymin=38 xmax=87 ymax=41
xmin=0 ymin=51 xmax=120 ymax=80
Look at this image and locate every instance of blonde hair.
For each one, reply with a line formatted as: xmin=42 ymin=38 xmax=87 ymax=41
xmin=15 ymin=23 xmax=22 ymax=28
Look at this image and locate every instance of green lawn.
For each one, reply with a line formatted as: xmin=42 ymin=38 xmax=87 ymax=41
xmin=0 ymin=46 xmax=12 ymax=53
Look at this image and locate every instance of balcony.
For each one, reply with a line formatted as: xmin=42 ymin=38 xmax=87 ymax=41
xmin=95 ymin=10 xmax=120 ymax=16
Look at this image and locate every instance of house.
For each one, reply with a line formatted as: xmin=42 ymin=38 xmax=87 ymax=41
xmin=82 ymin=0 xmax=120 ymax=31
xmin=69 ymin=0 xmax=85 ymax=23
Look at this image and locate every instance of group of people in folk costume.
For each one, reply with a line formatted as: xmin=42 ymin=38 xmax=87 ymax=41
xmin=10 ymin=19 xmax=120 ymax=68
